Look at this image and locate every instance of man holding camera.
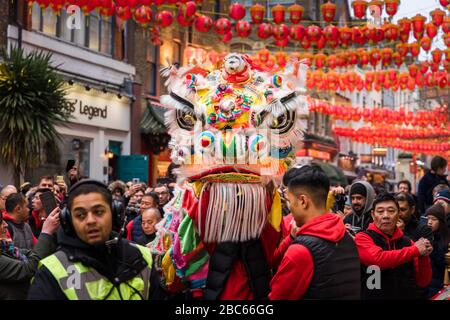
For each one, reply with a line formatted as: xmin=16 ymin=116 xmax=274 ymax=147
xmin=355 ymin=193 xmax=432 ymax=300
xmin=28 ymin=180 xmax=163 ymax=300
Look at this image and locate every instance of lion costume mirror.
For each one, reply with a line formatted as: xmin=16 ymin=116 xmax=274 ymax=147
xmin=149 ymin=53 xmax=309 ymax=300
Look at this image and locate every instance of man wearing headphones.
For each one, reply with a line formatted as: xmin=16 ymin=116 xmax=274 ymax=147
xmin=27 ymin=180 xmax=163 ymax=300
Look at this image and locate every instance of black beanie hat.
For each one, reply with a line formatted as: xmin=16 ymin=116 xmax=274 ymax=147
xmin=425 ymin=204 xmax=446 ymax=224
xmin=350 ymin=182 xmax=367 ymax=198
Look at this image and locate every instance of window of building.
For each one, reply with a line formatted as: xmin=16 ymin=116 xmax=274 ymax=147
xmin=147 ymin=43 xmax=158 ymax=96
xmin=31 ymin=5 xmax=115 ymax=56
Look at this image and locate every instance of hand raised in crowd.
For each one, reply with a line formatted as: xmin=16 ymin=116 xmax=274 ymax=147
xmin=414 ymin=238 xmax=433 ymax=256
xmin=331 ymin=186 xmax=345 ymax=196
xmin=41 ymin=207 xmax=61 ymax=236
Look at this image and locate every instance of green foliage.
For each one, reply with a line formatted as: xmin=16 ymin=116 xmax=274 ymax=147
xmin=0 ymin=47 xmax=71 ymax=178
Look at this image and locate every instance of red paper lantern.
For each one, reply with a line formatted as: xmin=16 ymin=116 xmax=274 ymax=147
xmin=271 ymin=4 xmax=286 ymax=24
xmin=306 ymin=25 xmax=323 ymax=43
xmin=49 ymin=0 xmax=66 ymax=13
xmin=221 ymin=31 xmax=233 ymax=43
xmin=393 ymin=52 xmax=403 ymax=67
xmin=327 ymin=55 xmax=337 ymax=69
xmin=388 ymin=69 xmax=398 ymax=81
xmin=352 ymin=26 xmax=366 ymax=45
xmin=134 ymin=6 xmax=152 ymax=26
xmin=432 ymin=49 xmax=443 ymax=64
xmin=116 ymin=6 xmax=132 ymax=21
xmin=421 ymin=37 xmax=432 ymax=52
xmin=381 ymin=48 xmax=393 ymax=66
xmin=385 ymin=0 xmax=399 ymax=17
xmin=288 ymin=4 xmax=304 ymax=24
xmin=258 ymin=49 xmax=270 ymax=63
xmin=214 ymin=18 xmax=231 ymax=35
xmin=156 ymin=10 xmax=173 ymax=28
xmin=444 ymin=34 xmax=450 ymax=47
xmin=420 ymin=61 xmax=429 ymax=74
xmin=273 ymin=24 xmax=290 ymax=40
xmin=315 ymin=36 xmax=326 ymax=50
xmin=430 ymin=8 xmax=445 ymax=27
xmin=229 ymin=3 xmax=246 ymax=21
xmin=408 ymin=64 xmax=419 ymax=78
xmin=289 ymin=24 xmax=305 ymax=41
xmin=235 ymin=20 xmax=252 ymax=38
xmin=443 ymin=16 xmax=450 ymax=33
xmin=257 ymin=23 xmax=272 ymax=40
xmin=369 ymin=49 xmax=381 ymax=67
xmin=301 ymin=38 xmax=311 ymax=50
xmin=321 ymin=1 xmax=336 ymax=23
xmin=194 ymin=15 xmax=212 ymax=33
xmin=409 ymin=42 xmax=420 ymax=57
xmin=99 ymin=0 xmax=115 ymax=17
xmin=396 ymin=43 xmax=408 ymax=57
xmin=359 ymin=50 xmax=370 ymax=66
xmin=352 ymin=0 xmax=368 ymax=19
xmin=276 ymin=37 xmax=289 ymax=48
xmin=177 ymin=11 xmax=195 ymax=27
xmin=339 ymin=26 xmax=352 ymax=47
xmin=384 ymin=23 xmax=399 ymax=42
xmin=275 ymin=52 xmax=288 ymax=68
xmin=426 ymin=22 xmax=438 ymax=39
xmin=323 ymin=24 xmax=339 ymax=42
xmin=398 ymin=18 xmax=411 ymax=34
xmin=411 ymin=14 xmax=426 ymax=33
xmin=249 ymin=4 xmax=265 ymax=24
xmin=440 ymin=0 xmax=450 ymax=7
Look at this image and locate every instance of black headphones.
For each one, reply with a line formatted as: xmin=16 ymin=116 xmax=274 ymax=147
xmin=60 ymin=179 xmax=125 ymax=235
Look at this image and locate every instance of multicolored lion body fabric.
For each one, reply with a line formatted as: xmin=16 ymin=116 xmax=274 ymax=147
xmin=150 ymin=53 xmax=309 ymax=299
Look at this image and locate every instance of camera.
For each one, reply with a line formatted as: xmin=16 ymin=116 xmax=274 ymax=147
xmin=334 ymin=194 xmax=346 ymax=213
xmin=125 ymin=203 xmax=140 ymax=221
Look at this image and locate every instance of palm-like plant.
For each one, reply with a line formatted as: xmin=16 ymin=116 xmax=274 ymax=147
xmin=0 ymin=47 xmax=71 ymax=186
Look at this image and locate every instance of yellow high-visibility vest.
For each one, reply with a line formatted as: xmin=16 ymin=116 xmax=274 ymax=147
xmin=38 ymin=243 xmax=153 ymax=300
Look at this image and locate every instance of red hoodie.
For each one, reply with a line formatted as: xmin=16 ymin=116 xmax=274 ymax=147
xmin=355 ymin=223 xmax=432 ymax=288
xmin=269 ymin=212 xmax=346 ymax=300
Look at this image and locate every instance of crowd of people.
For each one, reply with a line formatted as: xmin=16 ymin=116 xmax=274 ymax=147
xmin=0 ymin=155 xmax=449 ymax=300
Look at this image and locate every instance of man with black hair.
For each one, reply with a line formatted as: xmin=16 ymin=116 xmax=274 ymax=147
xmin=398 ymin=180 xmax=412 ymax=194
xmin=269 ymin=165 xmax=361 ymax=300
xmin=344 ymin=180 xmax=376 ymax=232
xmin=355 ymin=193 xmax=432 ymax=300
xmin=3 ymin=193 xmax=36 ymax=250
xmin=154 ymin=184 xmax=171 ymax=208
xmin=28 ymin=180 xmax=164 ymax=300
xmin=126 ymin=192 xmax=160 ymax=243
xmin=417 ymin=155 xmax=449 ymax=216
xmin=395 ymin=192 xmax=432 ymax=242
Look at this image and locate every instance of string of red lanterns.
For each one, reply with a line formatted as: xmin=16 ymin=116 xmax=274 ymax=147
xmin=29 ymin=1 xmax=449 ymax=47
xmin=304 ymin=69 xmax=450 ymax=92
xmin=333 ymin=126 xmax=450 ymax=140
xmin=251 ymin=48 xmax=450 ymax=72
xmin=309 ymin=100 xmax=449 ymax=127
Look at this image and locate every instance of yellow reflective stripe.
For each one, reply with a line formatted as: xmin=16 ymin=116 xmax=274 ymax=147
xmin=135 ymin=244 xmax=153 ymax=267
xmin=39 ymin=255 xmax=79 ymax=300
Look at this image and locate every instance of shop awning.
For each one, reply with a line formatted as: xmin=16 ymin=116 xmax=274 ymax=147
xmin=141 ymin=101 xmax=167 ymax=135
xmin=312 ymin=161 xmax=348 ymax=187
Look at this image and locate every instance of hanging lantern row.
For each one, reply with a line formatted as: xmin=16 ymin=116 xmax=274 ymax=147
xmin=305 ymin=69 xmax=450 ymax=92
xmin=30 ymin=2 xmax=450 ymax=47
xmin=352 ymin=0 xmax=401 ymax=19
xmin=252 ymin=47 xmax=450 ymax=72
xmin=331 ymin=132 xmax=450 ymax=156
xmin=333 ymin=126 xmax=450 ymax=140
xmin=309 ymin=100 xmax=449 ymax=127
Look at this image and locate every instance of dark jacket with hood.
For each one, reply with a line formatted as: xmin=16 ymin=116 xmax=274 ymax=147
xmin=344 ymin=181 xmax=376 ymax=231
xmin=404 ymin=215 xmax=433 ymax=242
xmin=27 ymin=228 xmax=164 ymax=300
xmin=417 ymin=170 xmax=449 ymax=215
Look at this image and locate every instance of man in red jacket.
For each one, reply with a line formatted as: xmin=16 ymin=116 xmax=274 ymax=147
xmin=355 ymin=192 xmax=433 ymax=300
xmin=269 ymin=165 xmax=361 ymax=300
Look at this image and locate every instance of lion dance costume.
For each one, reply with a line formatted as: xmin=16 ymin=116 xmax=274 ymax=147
xmin=150 ymin=53 xmax=309 ymax=300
